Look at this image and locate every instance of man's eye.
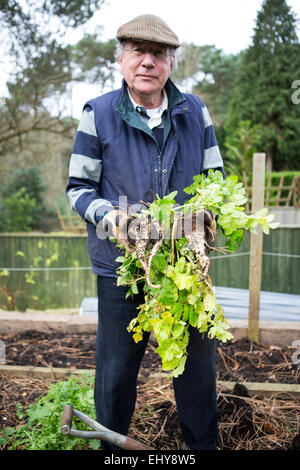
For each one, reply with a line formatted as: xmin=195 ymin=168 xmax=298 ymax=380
xmin=131 ymin=47 xmax=168 ymax=59
xmin=153 ymin=50 xmax=166 ymax=57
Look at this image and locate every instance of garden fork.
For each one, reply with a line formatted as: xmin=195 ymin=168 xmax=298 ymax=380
xmin=61 ymin=405 xmax=155 ymax=450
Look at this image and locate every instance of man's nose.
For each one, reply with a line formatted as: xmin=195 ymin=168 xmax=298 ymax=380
xmin=141 ymin=52 xmax=155 ymax=67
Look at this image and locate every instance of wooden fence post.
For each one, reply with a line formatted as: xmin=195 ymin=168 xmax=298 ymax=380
xmin=248 ymin=153 xmax=266 ymax=343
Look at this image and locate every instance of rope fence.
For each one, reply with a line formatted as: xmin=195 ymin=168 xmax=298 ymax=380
xmin=1 ymin=251 xmax=299 ymax=271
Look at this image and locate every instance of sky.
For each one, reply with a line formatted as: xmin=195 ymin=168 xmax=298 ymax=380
xmin=68 ymin=0 xmax=300 ymax=118
xmin=2 ymin=0 xmax=300 ymax=118
xmin=85 ymin=0 xmax=300 ymax=55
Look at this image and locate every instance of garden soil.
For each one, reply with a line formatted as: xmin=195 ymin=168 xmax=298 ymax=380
xmin=1 ymin=330 xmax=299 ymax=384
xmin=0 ymin=330 xmax=299 ymax=450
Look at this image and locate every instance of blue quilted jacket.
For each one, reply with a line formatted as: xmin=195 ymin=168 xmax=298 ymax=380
xmin=66 ymin=78 xmax=224 ymax=276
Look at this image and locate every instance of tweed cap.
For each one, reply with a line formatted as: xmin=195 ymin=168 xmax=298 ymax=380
xmin=116 ymin=14 xmax=180 ymax=48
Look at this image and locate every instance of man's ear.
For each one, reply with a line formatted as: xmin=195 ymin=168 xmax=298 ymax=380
xmin=169 ymin=57 xmax=175 ymax=73
xmin=118 ymin=55 xmax=124 ymax=75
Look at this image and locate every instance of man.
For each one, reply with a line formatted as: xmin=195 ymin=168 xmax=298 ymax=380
xmin=66 ymin=14 xmax=224 ymax=450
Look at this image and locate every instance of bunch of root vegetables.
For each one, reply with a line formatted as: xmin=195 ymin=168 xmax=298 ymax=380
xmin=112 ymin=171 xmax=279 ymax=377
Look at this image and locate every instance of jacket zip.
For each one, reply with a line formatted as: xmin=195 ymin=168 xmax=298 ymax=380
xmin=157 ymin=153 xmax=162 ymax=198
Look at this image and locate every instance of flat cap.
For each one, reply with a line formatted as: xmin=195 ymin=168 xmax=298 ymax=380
xmin=116 ymin=14 xmax=180 ymax=48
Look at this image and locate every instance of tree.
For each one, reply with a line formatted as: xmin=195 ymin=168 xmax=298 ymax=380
xmin=226 ymin=0 xmax=300 ymax=172
xmin=172 ymin=44 xmax=240 ymax=127
xmin=192 ymin=47 xmax=240 ymax=128
xmin=172 ymin=43 xmax=240 ymax=156
xmin=171 ymin=42 xmax=204 ymax=87
xmin=223 ymin=120 xmax=262 ymax=177
xmin=0 ymin=1 xmax=114 ymax=217
xmin=71 ymin=31 xmax=117 ymax=88
xmin=0 ymin=0 xmax=105 ymax=150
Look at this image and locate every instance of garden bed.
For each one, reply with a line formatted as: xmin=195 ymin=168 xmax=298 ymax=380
xmin=1 ymin=330 xmax=299 ymax=384
xmin=0 ymin=330 xmax=300 ymax=450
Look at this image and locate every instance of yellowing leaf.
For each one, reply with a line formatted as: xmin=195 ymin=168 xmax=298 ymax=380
xmin=133 ymin=332 xmax=143 ymax=343
xmin=187 ymin=293 xmax=198 ymax=305
xmin=0 ymin=269 xmax=10 ymax=277
xmin=197 ymin=312 xmax=207 ymax=329
xmin=15 ymin=251 xmax=25 ymax=257
xmin=203 ymin=292 xmax=216 ymax=311
xmin=172 ymin=356 xmax=187 ymax=378
xmin=173 ymin=272 xmax=194 ymax=290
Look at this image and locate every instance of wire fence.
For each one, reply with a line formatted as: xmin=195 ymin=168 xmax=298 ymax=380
xmin=0 ymin=228 xmax=299 ymax=307
xmin=1 ymin=251 xmax=299 ymax=271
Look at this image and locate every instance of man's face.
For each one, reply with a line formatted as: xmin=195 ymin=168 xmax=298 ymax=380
xmin=118 ymin=41 xmax=173 ymax=106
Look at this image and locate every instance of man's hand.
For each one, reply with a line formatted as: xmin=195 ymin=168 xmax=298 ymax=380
xmin=172 ymin=208 xmax=217 ymax=281
xmin=174 ymin=209 xmax=216 ymax=249
xmin=202 ymin=209 xmax=217 ymax=253
xmin=102 ymin=209 xmax=136 ymax=252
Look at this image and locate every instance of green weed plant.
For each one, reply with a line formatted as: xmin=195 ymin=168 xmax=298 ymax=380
xmin=0 ymin=373 xmax=99 ymax=450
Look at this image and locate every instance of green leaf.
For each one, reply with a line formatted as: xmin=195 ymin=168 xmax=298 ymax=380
xmin=131 ymin=282 xmax=138 ymax=294
xmin=170 ymin=303 xmax=183 ymax=320
xmin=172 ymin=322 xmax=186 ymax=339
xmin=152 ymin=252 xmax=167 ymax=273
xmin=188 ymin=306 xmax=199 ymax=328
xmin=262 ymin=225 xmax=270 ymax=234
xmin=2 ymin=374 xmax=97 ymax=450
xmin=182 ymin=303 xmax=192 ymax=322
xmin=115 ymin=256 xmax=126 ymax=263
xmin=156 ymin=278 xmax=178 ymax=305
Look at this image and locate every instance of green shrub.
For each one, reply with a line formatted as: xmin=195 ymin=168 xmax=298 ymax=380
xmin=269 ymin=171 xmax=300 ymax=186
xmin=0 ymin=166 xmax=50 ymax=232
xmin=242 ymin=171 xmax=300 ymax=207
xmin=0 ymin=188 xmax=37 ymax=232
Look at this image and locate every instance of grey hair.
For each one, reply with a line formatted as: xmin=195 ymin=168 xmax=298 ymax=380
xmin=115 ymin=40 xmax=179 ymax=72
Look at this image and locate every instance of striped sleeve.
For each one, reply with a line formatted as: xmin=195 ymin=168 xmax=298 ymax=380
xmin=201 ymin=104 xmax=224 ymax=173
xmin=66 ymin=105 xmax=114 ymax=225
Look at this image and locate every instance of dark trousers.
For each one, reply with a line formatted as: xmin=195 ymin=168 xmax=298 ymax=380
xmin=94 ymin=276 xmax=218 ymax=450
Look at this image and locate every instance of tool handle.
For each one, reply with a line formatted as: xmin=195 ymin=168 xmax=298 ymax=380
xmin=123 ymin=435 xmax=155 ymax=451
xmin=61 ymin=405 xmax=73 ymax=434
xmin=60 ymin=406 xmax=155 ymax=450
